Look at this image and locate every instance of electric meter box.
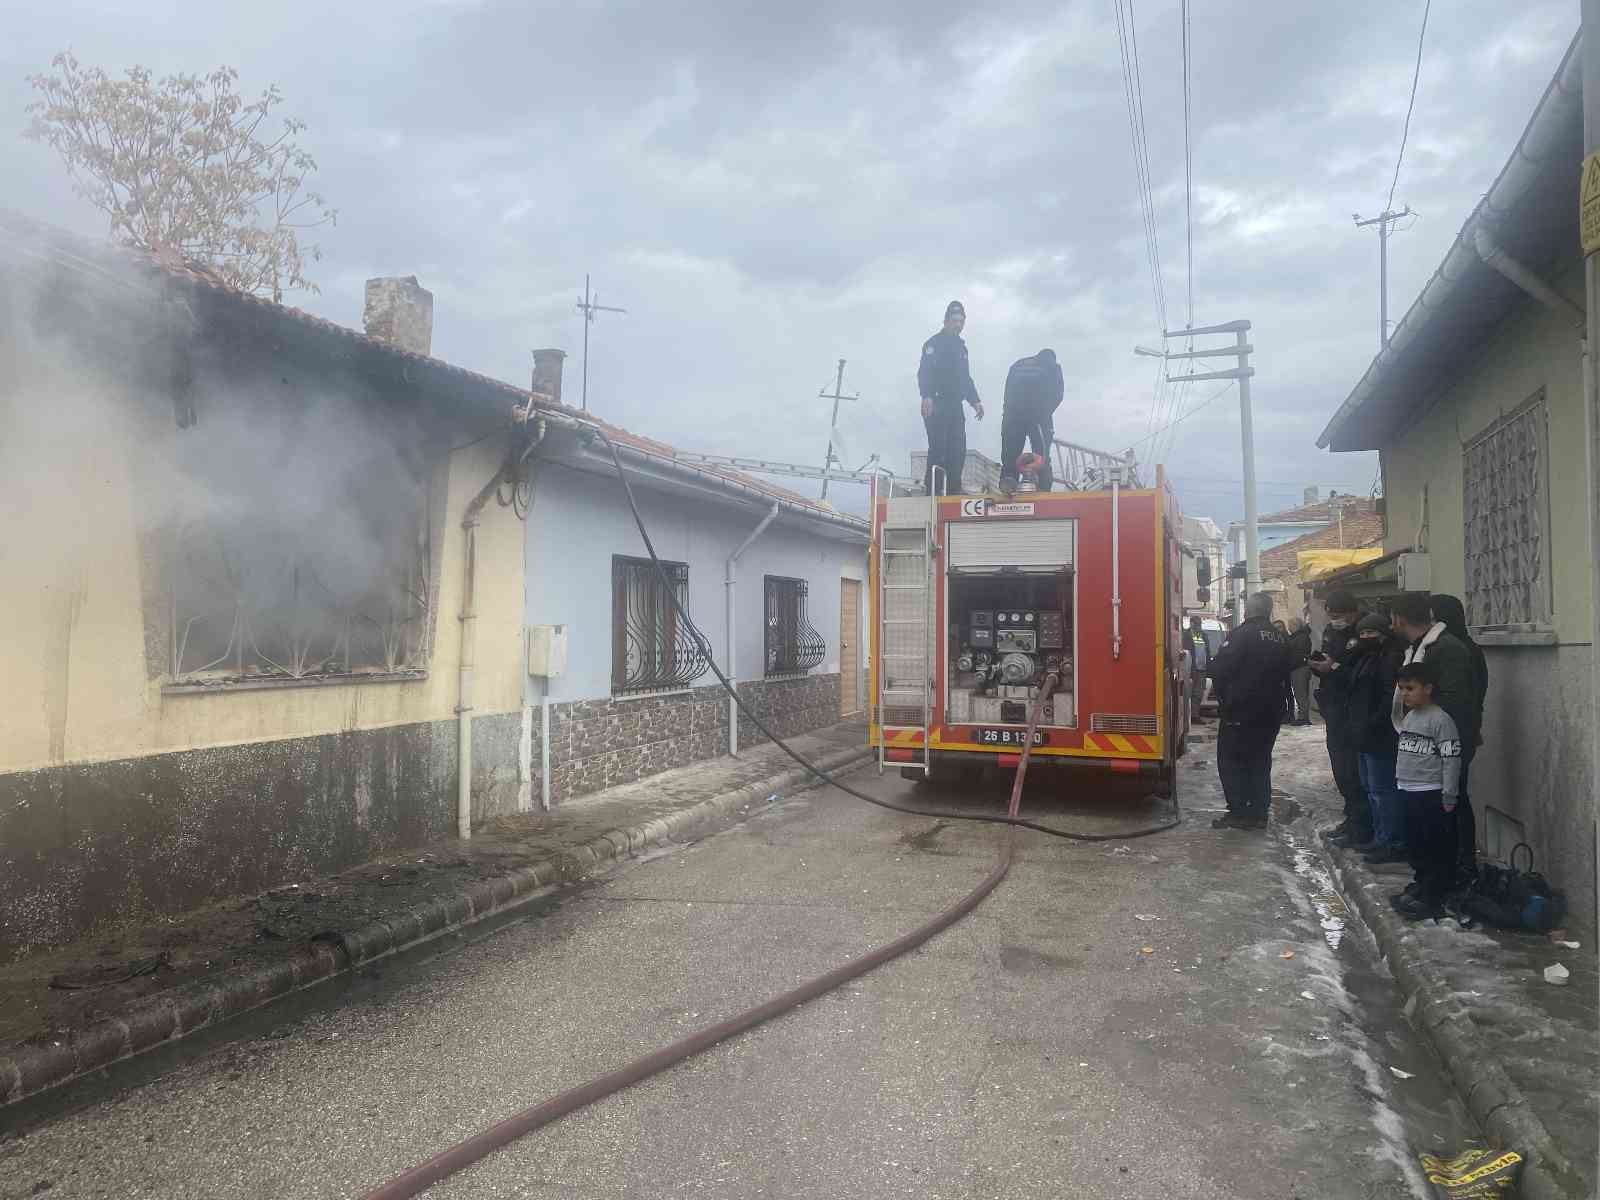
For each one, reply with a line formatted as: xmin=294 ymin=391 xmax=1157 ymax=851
xmin=1396 ymin=552 xmax=1430 ymax=592
xmin=527 ymin=624 xmax=568 ymax=678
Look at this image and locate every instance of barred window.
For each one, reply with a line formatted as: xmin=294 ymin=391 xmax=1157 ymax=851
xmin=164 ymin=406 xmax=433 ymax=690
xmin=764 ymin=576 xmax=826 ymax=676
xmin=612 ymin=556 xmax=710 ymax=694
xmin=1463 ymin=396 xmax=1551 ymax=629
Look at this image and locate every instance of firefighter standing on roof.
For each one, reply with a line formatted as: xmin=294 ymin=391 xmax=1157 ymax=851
xmin=999 ymin=348 xmax=1063 ymax=493
xmin=918 ymin=300 xmax=983 ymax=495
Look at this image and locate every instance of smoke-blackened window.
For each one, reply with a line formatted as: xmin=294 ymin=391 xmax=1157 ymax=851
xmin=161 ymin=375 xmax=434 ymax=689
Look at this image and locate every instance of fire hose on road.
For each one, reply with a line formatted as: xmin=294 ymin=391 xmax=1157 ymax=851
xmin=356 ymin=430 xmax=1180 ymax=1200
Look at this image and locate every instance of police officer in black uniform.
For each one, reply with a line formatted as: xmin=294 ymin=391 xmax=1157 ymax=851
xmin=998 ymin=348 xmax=1064 ymax=493
xmin=1208 ymin=592 xmax=1295 ymax=829
xmin=917 ymin=301 xmax=983 ymax=495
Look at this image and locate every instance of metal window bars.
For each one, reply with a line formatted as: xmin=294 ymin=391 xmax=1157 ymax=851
xmin=612 ymin=556 xmax=711 ymax=693
xmin=763 ymin=576 xmax=826 ymax=676
xmin=1463 ymin=399 xmax=1549 ymax=627
xmin=168 ymin=522 xmax=433 ymax=683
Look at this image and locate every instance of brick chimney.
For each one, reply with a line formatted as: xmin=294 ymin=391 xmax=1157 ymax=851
xmin=363 ymin=276 xmax=434 ymax=356
xmin=531 ymin=348 xmax=566 ymax=404
xmin=1303 ymin=485 xmax=1319 ymax=506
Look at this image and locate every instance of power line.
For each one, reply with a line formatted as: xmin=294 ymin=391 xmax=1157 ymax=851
xmin=1165 ymin=0 xmax=1194 ymax=472
xmin=1181 ymin=0 xmax=1194 ymax=332
xmin=1386 ymin=0 xmax=1432 ymax=212
xmin=1124 ymin=380 xmax=1235 ymax=455
xmin=1111 ymin=0 xmax=1168 ymax=338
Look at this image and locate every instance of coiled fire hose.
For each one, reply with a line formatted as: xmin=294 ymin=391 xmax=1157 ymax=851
xmin=355 ymin=432 xmax=1179 ymax=1199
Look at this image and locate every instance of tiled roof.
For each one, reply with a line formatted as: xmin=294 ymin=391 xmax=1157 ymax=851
xmin=1255 ymin=494 xmax=1378 ymax=526
xmin=0 ymin=208 xmax=853 ymax=527
xmin=1260 ymin=512 xmax=1385 ymax=581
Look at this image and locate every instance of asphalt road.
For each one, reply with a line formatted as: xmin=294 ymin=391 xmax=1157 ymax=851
xmin=1 ymin=728 xmax=1475 ymax=1199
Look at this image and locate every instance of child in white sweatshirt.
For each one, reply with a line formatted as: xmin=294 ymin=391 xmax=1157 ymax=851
xmin=1391 ymin=661 xmax=1463 ymax=920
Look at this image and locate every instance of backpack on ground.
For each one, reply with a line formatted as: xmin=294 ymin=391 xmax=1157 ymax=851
xmin=1461 ymin=843 xmax=1566 ymax=933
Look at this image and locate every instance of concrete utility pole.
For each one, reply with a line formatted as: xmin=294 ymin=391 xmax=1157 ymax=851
xmin=1139 ymin=320 xmax=1259 ymax=597
xmin=817 ymin=359 xmax=858 ymax=501
xmin=1354 ymin=207 xmax=1413 ymax=349
xmin=1580 ymin=0 xmax=1600 ymax=997
xmin=575 ymin=274 xmax=627 ymax=412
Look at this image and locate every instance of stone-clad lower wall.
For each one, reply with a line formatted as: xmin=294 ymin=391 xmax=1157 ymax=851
xmin=542 ymin=673 xmax=842 ymax=804
xmin=0 ymin=712 xmax=524 ymax=964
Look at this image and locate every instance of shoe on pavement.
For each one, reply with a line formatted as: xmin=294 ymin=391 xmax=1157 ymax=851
xmin=1241 ymin=816 xmax=1270 ymax=830
xmin=1393 ymin=894 xmax=1444 ymax=921
xmin=1211 ymin=814 xmax=1249 ymax=829
xmin=1388 ymin=883 xmax=1427 ymax=912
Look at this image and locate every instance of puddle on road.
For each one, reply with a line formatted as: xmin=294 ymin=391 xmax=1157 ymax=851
xmin=1284 ymin=832 xmax=1348 ymax=951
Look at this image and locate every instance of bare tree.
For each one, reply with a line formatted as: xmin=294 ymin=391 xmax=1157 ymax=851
xmin=25 ymin=52 xmax=337 ymax=301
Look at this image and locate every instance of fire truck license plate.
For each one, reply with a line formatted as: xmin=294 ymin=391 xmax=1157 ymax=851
xmin=975 ymin=729 xmax=1047 ymax=746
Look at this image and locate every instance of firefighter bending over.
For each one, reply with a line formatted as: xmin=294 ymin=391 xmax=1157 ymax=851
xmin=999 ymin=348 xmax=1063 ymax=494
xmin=1207 ymin=592 xmax=1294 ymax=830
xmin=918 ymin=300 xmax=983 ymax=495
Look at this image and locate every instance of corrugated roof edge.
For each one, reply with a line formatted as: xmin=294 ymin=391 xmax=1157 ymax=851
xmin=0 ymin=207 xmax=865 ymax=535
xmin=1316 ymin=33 xmax=1582 ymax=451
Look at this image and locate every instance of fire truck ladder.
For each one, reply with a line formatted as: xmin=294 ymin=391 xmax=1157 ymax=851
xmin=1052 ymin=439 xmax=1140 ymax=492
xmin=875 ymin=469 xmax=940 ymax=775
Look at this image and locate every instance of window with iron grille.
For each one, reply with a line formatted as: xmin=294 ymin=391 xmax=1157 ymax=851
xmin=764 ymin=575 xmax=826 ymax=676
xmin=612 ymin=556 xmax=710 ymax=694
xmin=163 ymin=406 xmax=434 ymax=690
xmin=1462 ymin=395 xmax=1551 ymax=629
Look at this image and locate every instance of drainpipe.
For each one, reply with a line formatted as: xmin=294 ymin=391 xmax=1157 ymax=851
xmin=457 ymin=473 xmax=502 ymax=840
xmin=726 ymin=502 xmax=780 ymax=755
xmin=1472 ymin=228 xmax=1586 ymax=328
xmin=457 ymin=424 xmax=546 ymax=840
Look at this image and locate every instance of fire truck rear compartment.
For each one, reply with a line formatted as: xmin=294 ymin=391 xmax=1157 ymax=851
xmin=945 ymin=572 xmax=1074 ymax=728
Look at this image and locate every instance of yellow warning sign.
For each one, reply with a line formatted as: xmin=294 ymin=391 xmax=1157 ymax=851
xmin=1582 ymin=151 xmax=1600 ymax=256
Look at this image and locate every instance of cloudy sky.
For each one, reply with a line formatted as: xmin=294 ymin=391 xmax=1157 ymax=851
xmin=0 ymin=0 xmax=1576 ymax=527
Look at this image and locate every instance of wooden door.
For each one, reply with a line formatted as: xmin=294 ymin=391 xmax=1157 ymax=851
xmin=839 ymin=578 xmax=862 ymax=716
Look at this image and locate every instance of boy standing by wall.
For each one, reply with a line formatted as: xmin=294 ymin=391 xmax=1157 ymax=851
xmin=1392 ymin=661 xmax=1463 ymax=921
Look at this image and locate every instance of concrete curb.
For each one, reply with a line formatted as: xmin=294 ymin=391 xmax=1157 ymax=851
xmin=0 ymin=744 xmax=873 ymax=1109
xmin=1322 ymin=836 xmax=1588 ymax=1200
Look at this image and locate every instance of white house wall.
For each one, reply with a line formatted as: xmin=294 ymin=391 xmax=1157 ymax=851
xmin=524 ymin=464 xmax=864 ymax=701
xmin=520 ymin=461 xmax=866 ymax=802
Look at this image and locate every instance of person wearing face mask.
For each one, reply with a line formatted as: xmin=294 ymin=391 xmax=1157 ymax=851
xmin=1307 ymin=590 xmax=1371 ymax=848
xmin=1345 ymin=612 xmax=1408 ymax=864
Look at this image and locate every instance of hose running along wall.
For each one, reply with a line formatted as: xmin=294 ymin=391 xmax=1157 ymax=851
xmin=356 ymin=429 xmax=1180 ymax=1200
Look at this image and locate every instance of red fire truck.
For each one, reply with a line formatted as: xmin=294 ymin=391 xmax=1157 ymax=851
xmin=868 ymin=460 xmax=1186 ymax=797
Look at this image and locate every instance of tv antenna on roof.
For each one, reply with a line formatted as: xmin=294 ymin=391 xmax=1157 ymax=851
xmin=575 ymin=274 xmax=627 ymax=412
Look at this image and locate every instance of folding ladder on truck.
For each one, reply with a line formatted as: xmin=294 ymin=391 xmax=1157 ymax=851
xmin=874 ymin=469 xmax=941 ymax=776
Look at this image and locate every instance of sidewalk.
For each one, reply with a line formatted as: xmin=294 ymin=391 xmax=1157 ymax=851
xmin=0 ymin=720 xmax=870 ymax=1107
xmin=1270 ymin=722 xmax=1597 ymax=1200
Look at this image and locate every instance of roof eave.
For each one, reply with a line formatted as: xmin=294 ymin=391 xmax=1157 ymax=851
xmin=1318 ymin=33 xmax=1583 ymax=452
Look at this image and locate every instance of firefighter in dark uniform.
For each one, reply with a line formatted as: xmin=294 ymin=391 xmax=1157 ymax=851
xmin=1207 ymin=592 xmax=1295 ymax=829
xmin=917 ymin=300 xmax=983 ymax=495
xmin=999 ymin=348 xmax=1063 ymax=493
